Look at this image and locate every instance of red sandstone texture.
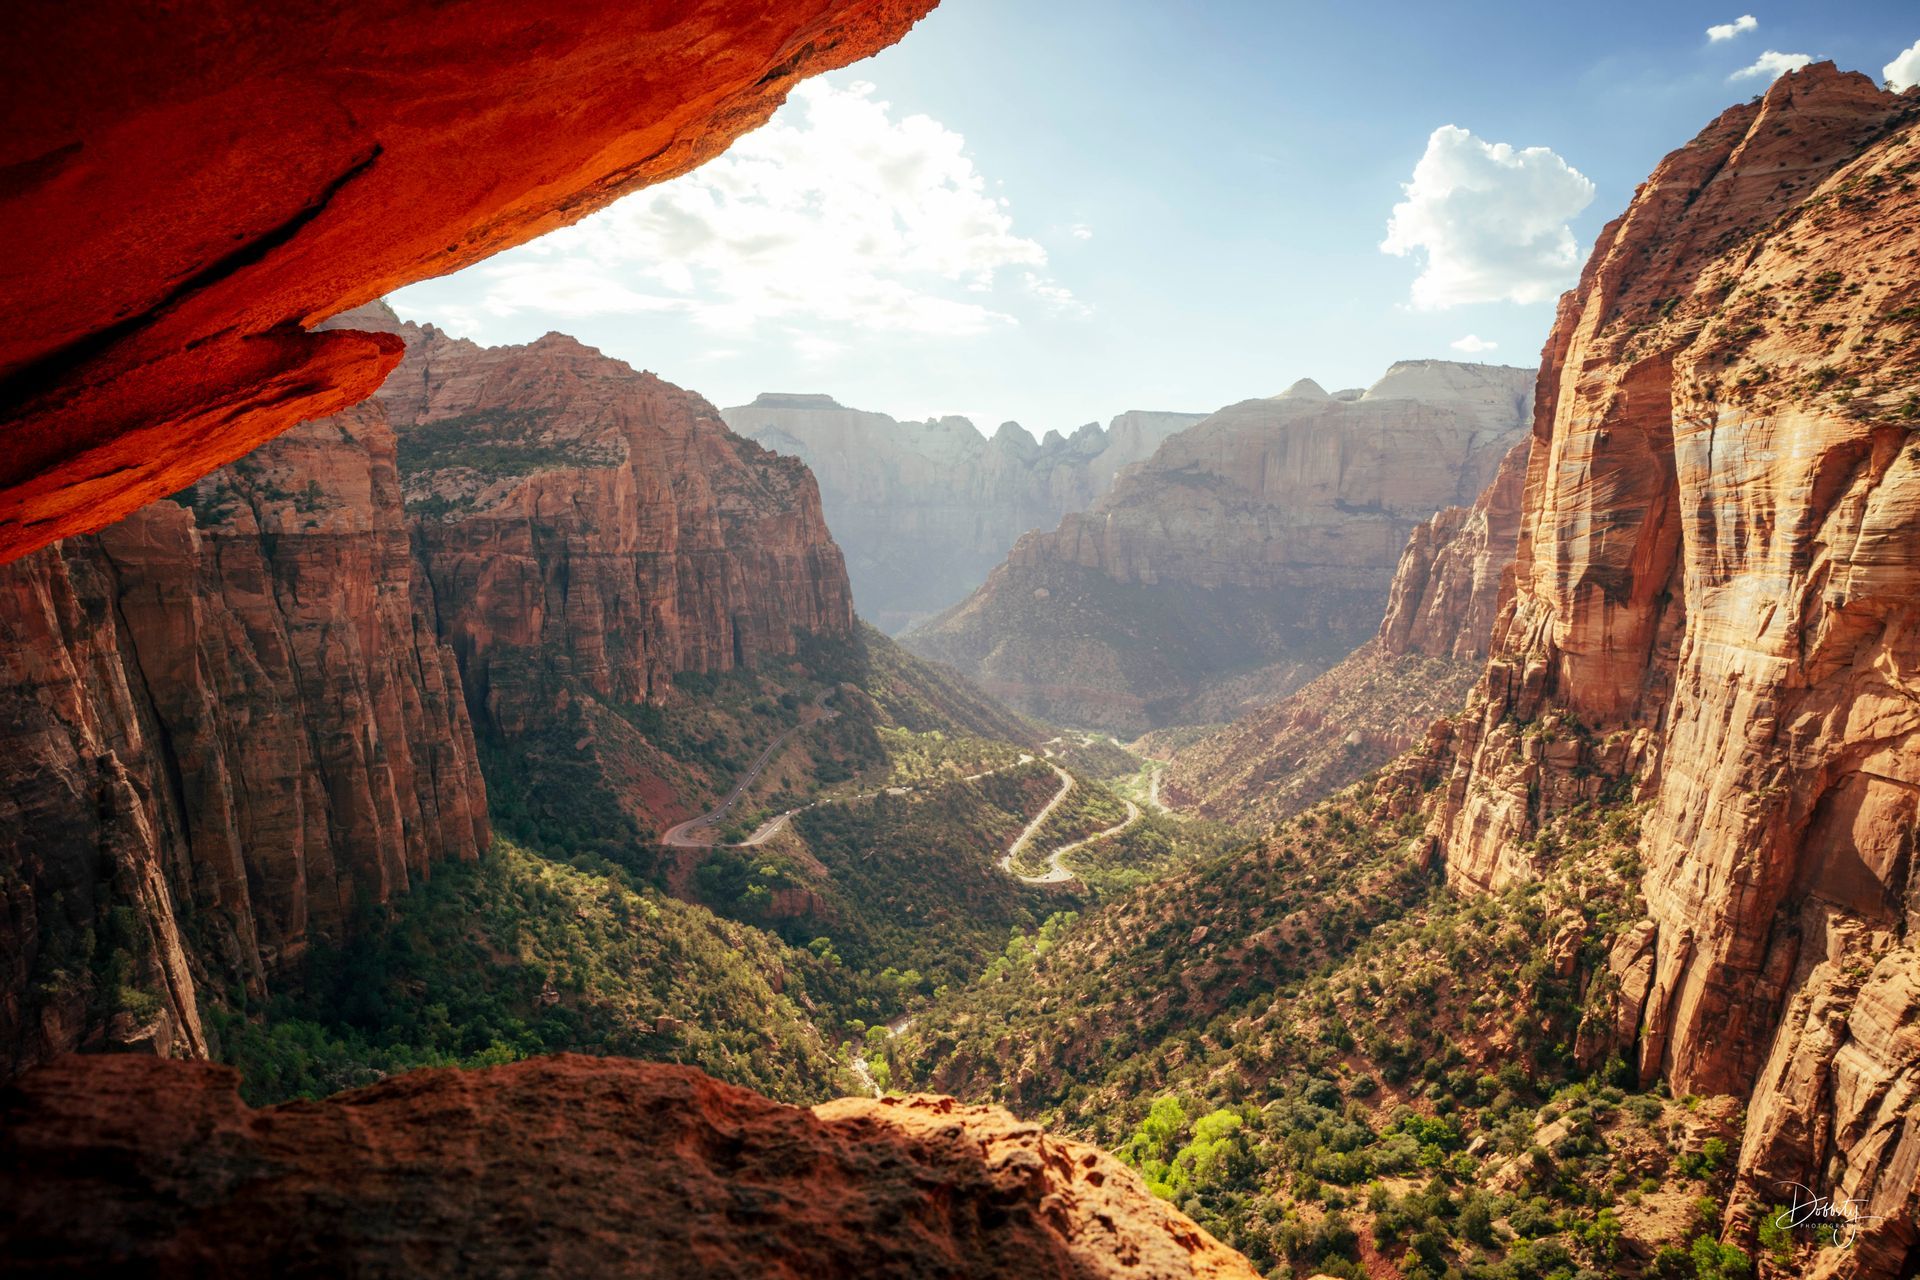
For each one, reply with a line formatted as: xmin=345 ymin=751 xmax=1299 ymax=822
xmin=0 ymin=1054 xmax=1260 ymax=1279
xmin=384 ymin=317 xmax=855 ymax=718
xmin=374 ymin=313 xmax=855 ymax=837
xmin=1417 ymin=66 xmax=1919 ymax=1274
xmin=1161 ymin=438 xmax=1531 ymax=826
xmin=0 ymin=0 xmax=936 ymax=565
xmin=0 ymin=403 xmax=488 ymax=1075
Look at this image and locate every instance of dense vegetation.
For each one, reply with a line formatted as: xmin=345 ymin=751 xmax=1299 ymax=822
xmin=395 ymin=407 xmax=622 ymax=515
xmin=463 ymin=622 xmax=1211 ymax=1053
xmin=893 ymin=758 xmax=1767 ymax=1276
xmin=695 ymin=762 xmax=1078 ymax=1015
xmin=216 ymin=840 xmax=854 ymax=1105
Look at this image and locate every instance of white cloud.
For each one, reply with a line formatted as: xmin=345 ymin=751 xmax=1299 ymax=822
xmin=1887 ymin=39 xmax=1920 ymax=91
xmin=1068 ymin=223 xmax=1094 ymax=241
xmin=395 ymin=80 xmax=1076 ymax=351
xmin=1451 ymin=334 xmax=1498 ymax=354
xmin=1706 ymin=15 xmax=1757 ymax=42
xmin=1731 ymin=50 xmax=1814 ymax=81
xmin=1023 ymin=272 xmax=1092 ymax=317
xmin=1380 ymin=125 xmax=1595 ymax=309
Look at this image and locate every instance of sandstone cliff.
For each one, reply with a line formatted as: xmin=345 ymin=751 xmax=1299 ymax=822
xmin=0 ymin=0 xmax=936 ymax=565
xmin=1408 ymin=65 xmax=1920 ymax=1273
xmin=906 ymin=362 xmax=1533 ymax=732
xmin=0 ymin=404 xmax=488 ymax=1076
xmin=1 ymin=1053 xmax=1260 ymax=1279
xmin=1161 ymin=438 xmax=1530 ymax=827
xmin=724 ymin=394 xmax=1205 ymax=632
xmin=379 ymin=319 xmax=856 ymax=838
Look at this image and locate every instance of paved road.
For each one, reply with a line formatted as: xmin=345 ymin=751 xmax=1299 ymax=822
xmin=997 ymin=762 xmax=1077 ymax=883
xmin=1038 ymin=799 xmax=1142 ymax=876
xmin=690 ymin=749 xmax=1040 ymax=850
xmin=659 ymin=689 xmax=838 ymax=848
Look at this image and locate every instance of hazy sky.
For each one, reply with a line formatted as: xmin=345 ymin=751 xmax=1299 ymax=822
xmin=390 ymin=2 xmax=1920 ymax=437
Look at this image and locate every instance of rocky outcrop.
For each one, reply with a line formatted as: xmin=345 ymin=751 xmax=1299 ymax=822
xmin=381 ymin=318 xmax=855 ymax=835
xmin=1377 ymin=436 xmax=1530 ymax=663
xmin=906 ymin=362 xmax=1533 ymax=732
xmin=724 ymin=394 xmax=1205 ymax=632
xmin=0 ymin=403 xmax=488 ymax=1076
xmin=1 ymin=1053 xmax=1260 ymax=1279
xmin=1413 ymin=65 xmax=1920 ymax=1274
xmin=0 ymin=0 xmax=936 ymax=566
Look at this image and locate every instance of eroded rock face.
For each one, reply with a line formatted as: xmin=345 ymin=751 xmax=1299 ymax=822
xmin=906 ymin=361 xmax=1533 ymax=733
xmin=0 ymin=1054 xmax=1260 ymax=1280
xmin=724 ymin=394 xmax=1206 ymax=632
xmin=0 ymin=0 xmax=936 ymax=566
xmin=1377 ymin=437 xmax=1530 ymax=664
xmin=0 ymin=404 xmax=488 ymax=1075
xmin=380 ymin=318 xmax=855 ymax=835
xmin=1420 ymin=65 xmax=1920 ymax=1272
xmin=1161 ymin=436 xmax=1532 ymax=826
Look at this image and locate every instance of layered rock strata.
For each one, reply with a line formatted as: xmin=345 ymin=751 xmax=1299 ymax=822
xmin=724 ymin=394 xmax=1205 ymax=631
xmin=377 ymin=317 xmax=855 ymax=834
xmin=1413 ymin=65 xmax=1919 ymax=1274
xmin=906 ymin=363 xmax=1533 ymax=732
xmin=0 ymin=0 xmax=936 ymax=564
xmin=1162 ymin=438 xmax=1529 ymax=826
xmin=0 ymin=403 xmax=488 ymax=1075
xmin=0 ymin=1054 xmax=1261 ymax=1279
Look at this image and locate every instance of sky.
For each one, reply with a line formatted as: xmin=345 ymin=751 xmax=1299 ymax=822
xmin=390 ymin=2 xmax=1920 ymax=439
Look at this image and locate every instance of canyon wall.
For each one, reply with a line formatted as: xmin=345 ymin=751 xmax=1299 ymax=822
xmin=0 ymin=403 xmax=488 ymax=1075
xmin=1416 ymin=65 xmax=1919 ymax=1273
xmin=905 ymin=362 xmax=1533 ymax=732
xmin=379 ymin=318 xmax=856 ymax=835
xmin=1161 ymin=437 xmax=1530 ymax=827
xmin=0 ymin=0 xmax=936 ymax=566
xmin=724 ymin=394 xmax=1205 ymax=632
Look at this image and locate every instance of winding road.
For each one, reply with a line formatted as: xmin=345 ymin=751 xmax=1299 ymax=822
xmin=996 ymin=762 xmax=1078 ymax=883
xmin=659 ymin=689 xmax=838 ymax=848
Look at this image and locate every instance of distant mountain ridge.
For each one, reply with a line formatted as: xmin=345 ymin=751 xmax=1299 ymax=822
xmin=903 ymin=360 xmax=1535 ymax=733
xmin=723 ymin=394 xmax=1207 ymax=632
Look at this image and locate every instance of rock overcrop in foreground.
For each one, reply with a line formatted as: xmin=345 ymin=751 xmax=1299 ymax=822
xmin=0 ymin=1054 xmax=1259 ymax=1280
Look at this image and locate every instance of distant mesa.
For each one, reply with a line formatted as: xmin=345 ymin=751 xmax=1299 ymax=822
xmin=748 ymin=392 xmax=847 ymax=410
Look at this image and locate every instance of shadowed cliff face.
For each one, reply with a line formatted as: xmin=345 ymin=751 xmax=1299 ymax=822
xmin=377 ymin=317 xmax=856 ymax=837
xmin=1418 ymin=64 xmax=1920 ymax=1271
xmin=905 ymin=362 xmax=1533 ymax=733
xmin=1 ymin=1054 xmax=1262 ymax=1279
xmin=0 ymin=404 xmax=488 ymax=1076
xmin=0 ymin=0 xmax=937 ymax=566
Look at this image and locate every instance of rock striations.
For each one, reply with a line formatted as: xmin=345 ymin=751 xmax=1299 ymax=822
xmin=1161 ymin=436 xmax=1530 ymax=826
xmin=0 ymin=0 xmax=935 ymax=566
xmin=1407 ymin=65 xmax=1920 ymax=1274
xmin=906 ymin=362 xmax=1533 ymax=733
xmin=376 ymin=314 xmax=855 ymax=836
xmin=1 ymin=1053 xmax=1261 ymax=1280
xmin=0 ymin=304 xmax=861 ymax=1079
xmin=0 ymin=402 xmax=488 ymax=1076
xmin=724 ymin=394 xmax=1206 ymax=632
